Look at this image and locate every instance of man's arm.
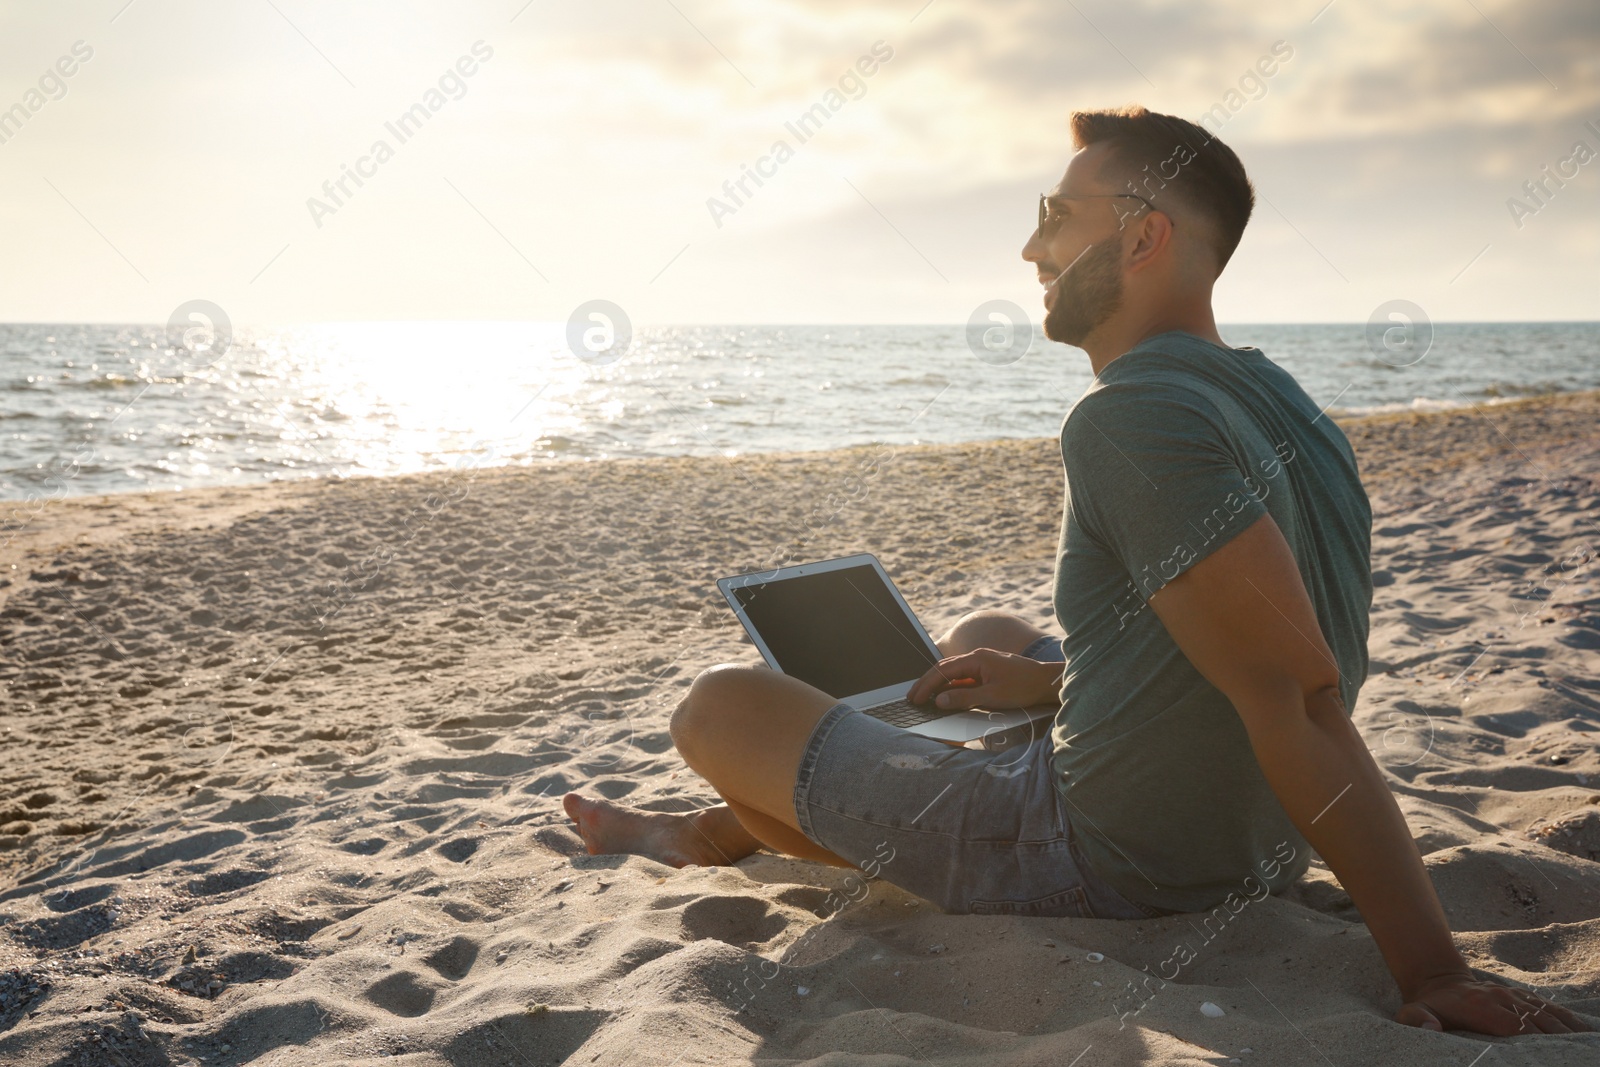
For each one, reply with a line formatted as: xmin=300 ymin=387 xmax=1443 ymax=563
xmin=1150 ymin=512 xmax=1591 ymax=1036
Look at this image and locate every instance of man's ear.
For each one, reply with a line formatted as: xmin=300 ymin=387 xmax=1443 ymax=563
xmin=1125 ymin=211 xmax=1174 ymax=276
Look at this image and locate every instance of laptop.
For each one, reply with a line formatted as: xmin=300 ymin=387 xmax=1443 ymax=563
xmin=717 ymin=553 xmax=1060 ymax=744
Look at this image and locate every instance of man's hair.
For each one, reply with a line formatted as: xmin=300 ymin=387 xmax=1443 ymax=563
xmin=1069 ymin=105 xmax=1255 ymax=272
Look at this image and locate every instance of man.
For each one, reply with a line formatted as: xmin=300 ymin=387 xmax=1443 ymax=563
xmin=564 ymin=105 xmax=1592 ymax=1037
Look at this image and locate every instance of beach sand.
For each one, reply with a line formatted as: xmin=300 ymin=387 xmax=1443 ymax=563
xmin=1 ymin=391 xmax=1598 ymax=1065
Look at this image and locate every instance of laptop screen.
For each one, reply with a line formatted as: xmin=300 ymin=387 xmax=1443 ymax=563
xmin=731 ymin=563 xmax=938 ymax=698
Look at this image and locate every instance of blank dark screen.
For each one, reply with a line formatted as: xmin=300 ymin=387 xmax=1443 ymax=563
xmin=733 ymin=565 xmax=937 ymax=698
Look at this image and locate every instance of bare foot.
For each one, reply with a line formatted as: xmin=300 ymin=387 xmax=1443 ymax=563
xmin=562 ymin=793 xmax=736 ymax=867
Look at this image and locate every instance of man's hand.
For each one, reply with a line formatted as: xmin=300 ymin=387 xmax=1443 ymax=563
xmin=1396 ymin=972 xmax=1594 ymax=1035
xmin=908 ymin=648 xmax=1062 ymax=710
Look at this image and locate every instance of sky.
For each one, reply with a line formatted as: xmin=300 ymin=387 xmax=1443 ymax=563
xmin=0 ymin=0 xmax=1595 ymax=327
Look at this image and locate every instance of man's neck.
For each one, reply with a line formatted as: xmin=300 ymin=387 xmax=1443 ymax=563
xmin=1083 ymin=308 xmax=1225 ymax=376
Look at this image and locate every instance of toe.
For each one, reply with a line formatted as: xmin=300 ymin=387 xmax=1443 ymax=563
xmin=562 ymin=792 xmax=589 ymax=820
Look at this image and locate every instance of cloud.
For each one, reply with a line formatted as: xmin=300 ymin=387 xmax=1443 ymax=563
xmin=0 ymin=0 xmax=1595 ymax=323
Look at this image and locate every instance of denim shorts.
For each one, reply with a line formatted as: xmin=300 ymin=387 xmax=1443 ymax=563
xmin=791 ymin=633 xmax=1168 ymax=920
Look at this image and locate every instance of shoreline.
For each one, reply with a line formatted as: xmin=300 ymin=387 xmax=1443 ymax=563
xmin=3 ymin=384 xmax=1596 ymax=506
xmin=5 ymin=387 xmax=1597 ymax=576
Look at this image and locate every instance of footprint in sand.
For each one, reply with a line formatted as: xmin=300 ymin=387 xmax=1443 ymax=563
xmin=423 ymin=935 xmax=481 ymax=981
xmin=365 ymin=970 xmax=439 ymax=1017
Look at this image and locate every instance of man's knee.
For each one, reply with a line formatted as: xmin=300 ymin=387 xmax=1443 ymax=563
xmin=938 ymin=610 xmax=1044 ymax=657
xmin=669 ymin=663 xmax=763 ymax=763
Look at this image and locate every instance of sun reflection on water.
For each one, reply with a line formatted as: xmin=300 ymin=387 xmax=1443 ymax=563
xmin=248 ymin=320 xmax=598 ymax=476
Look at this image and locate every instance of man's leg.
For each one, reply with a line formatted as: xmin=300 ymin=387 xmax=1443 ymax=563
xmin=564 ymin=664 xmax=853 ymax=866
xmin=934 ymin=609 xmax=1050 ymax=657
xmin=564 ymin=610 xmax=1050 ymax=866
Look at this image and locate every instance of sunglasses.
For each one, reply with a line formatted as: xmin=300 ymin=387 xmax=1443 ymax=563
xmin=1038 ymin=192 xmax=1161 ymax=237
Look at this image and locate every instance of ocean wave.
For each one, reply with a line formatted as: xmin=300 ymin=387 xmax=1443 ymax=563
xmin=78 ymin=375 xmax=148 ymax=390
xmin=885 ymin=374 xmax=952 ymax=387
xmin=1331 ymin=389 xmax=1569 ymax=418
xmin=1481 ymin=380 xmax=1572 ymax=398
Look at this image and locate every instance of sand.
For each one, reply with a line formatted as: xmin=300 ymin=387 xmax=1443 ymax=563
xmin=1 ymin=391 xmax=1598 ymax=1066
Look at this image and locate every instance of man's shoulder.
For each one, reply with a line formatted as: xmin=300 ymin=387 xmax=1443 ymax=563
xmin=1061 ymin=368 xmax=1227 ymax=447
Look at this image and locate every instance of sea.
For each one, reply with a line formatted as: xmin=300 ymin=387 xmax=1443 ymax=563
xmin=2 ymin=321 xmax=1596 ymax=501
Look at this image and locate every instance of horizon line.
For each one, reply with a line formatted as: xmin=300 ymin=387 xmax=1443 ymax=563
xmin=2 ymin=318 xmax=1598 ymax=329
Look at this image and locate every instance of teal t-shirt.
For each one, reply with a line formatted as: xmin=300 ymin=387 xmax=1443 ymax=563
xmin=1050 ymin=329 xmax=1373 ymax=915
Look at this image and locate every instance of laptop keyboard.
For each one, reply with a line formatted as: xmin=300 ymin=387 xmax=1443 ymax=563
xmin=863 ymin=697 xmax=945 ymax=727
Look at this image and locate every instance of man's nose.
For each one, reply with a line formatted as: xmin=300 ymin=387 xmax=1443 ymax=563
xmin=1021 ymin=228 xmax=1044 ymax=263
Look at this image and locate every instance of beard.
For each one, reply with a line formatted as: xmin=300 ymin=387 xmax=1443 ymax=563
xmin=1042 ymin=233 xmax=1124 ymax=347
